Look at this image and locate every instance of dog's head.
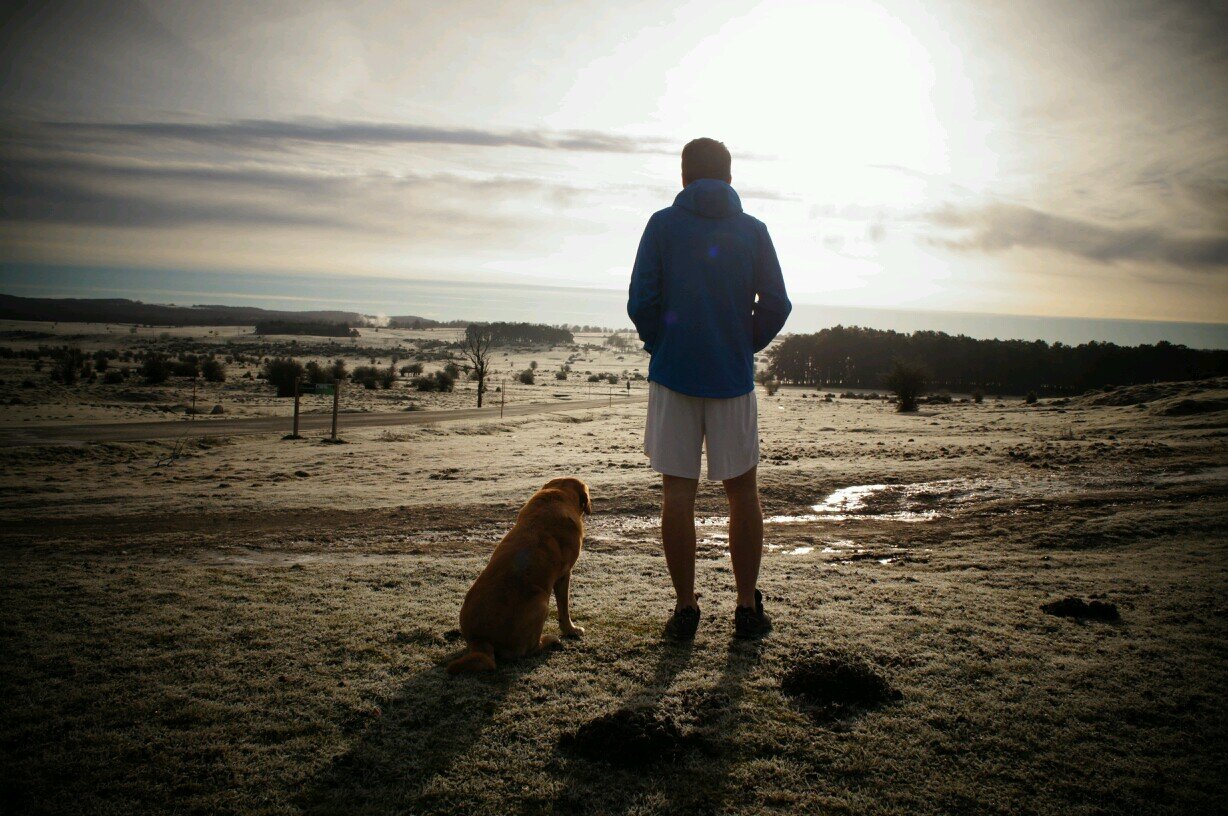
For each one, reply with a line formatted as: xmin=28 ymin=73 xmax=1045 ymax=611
xmin=544 ymin=477 xmax=592 ymax=516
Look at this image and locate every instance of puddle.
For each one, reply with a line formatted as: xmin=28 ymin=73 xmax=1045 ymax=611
xmin=601 ymin=475 xmax=1077 ymax=536
xmin=800 ymin=476 xmax=1073 ymax=523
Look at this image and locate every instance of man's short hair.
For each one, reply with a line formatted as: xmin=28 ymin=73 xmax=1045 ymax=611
xmin=681 ymin=138 xmax=731 ymax=184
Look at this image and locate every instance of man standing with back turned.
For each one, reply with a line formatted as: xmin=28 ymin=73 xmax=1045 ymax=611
xmin=628 ymin=138 xmax=792 ymax=640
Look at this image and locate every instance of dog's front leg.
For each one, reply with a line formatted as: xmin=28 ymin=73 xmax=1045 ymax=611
xmin=554 ymin=573 xmax=584 ymax=638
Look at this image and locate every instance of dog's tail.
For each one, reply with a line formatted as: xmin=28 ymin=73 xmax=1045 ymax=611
xmin=447 ymin=640 xmax=496 ymax=675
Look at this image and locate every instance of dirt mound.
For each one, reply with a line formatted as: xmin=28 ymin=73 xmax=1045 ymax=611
xmin=1153 ymin=396 xmax=1228 ymax=416
xmin=558 ymin=707 xmax=690 ymax=767
xmin=1041 ymin=596 xmax=1121 ymax=622
xmin=1075 ymin=377 xmax=1228 ymax=408
xmin=780 ymin=653 xmax=901 ymax=721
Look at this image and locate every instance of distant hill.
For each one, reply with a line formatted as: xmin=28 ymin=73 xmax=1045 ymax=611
xmin=0 ymin=294 xmax=432 ymax=328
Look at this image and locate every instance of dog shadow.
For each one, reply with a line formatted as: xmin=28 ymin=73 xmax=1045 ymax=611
xmin=553 ymin=637 xmax=765 ymax=816
xmin=298 ymin=646 xmax=551 ymax=815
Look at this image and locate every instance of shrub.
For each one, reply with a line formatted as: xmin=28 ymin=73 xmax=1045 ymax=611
xmin=171 ymin=359 xmax=200 ymax=378
xmin=1025 ymin=391 xmax=1038 ymax=404
xmin=262 ymin=357 xmax=304 ymax=397
xmin=305 ymin=361 xmax=328 ymax=384
xmin=50 ymin=347 xmax=84 ymax=384
xmin=764 ymin=379 xmax=780 ymax=396
xmin=92 ymin=351 xmax=110 ymax=371
xmin=518 ymin=369 xmax=536 ymax=385
xmin=587 ymin=374 xmax=602 ymax=382
xmin=141 ymin=353 xmax=170 ymax=385
xmin=413 ymin=371 xmax=455 ymax=392
xmin=605 ymin=333 xmax=634 ymax=350
xmin=400 ymin=362 xmax=424 ymax=375
xmin=201 ymin=358 xmax=226 ymax=382
xmin=973 ymin=390 xmax=984 ymax=404
xmin=884 ymin=359 xmax=928 ymax=412
xmin=555 ymin=369 xmax=568 ymax=380
xmin=530 ymin=360 xmax=538 ymax=370
xmin=351 ymin=365 xmax=381 ymax=390
xmin=444 ymin=363 xmax=461 ymax=380
xmin=330 ymin=359 xmax=348 ymax=382
xmin=605 ymin=373 xmax=619 ymax=385
xmin=379 ymin=365 xmax=398 ymax=389
xmin=103 ymin=370 xmax=125 ymax=385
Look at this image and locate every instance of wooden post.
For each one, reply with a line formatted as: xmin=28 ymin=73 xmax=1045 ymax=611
xmin=500 ymin=378 xmax=506 ymax=418
xmin=331 ymin=379 xmax=340 ymax=442
xmin=292 ymin=378 xmax=301 ymax=438
xmin=191 ymin=374 xmax=197 ymax=415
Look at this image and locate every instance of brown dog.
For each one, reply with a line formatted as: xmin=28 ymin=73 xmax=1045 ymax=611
xmin=447 ymin=477 xmax=591 ymax=674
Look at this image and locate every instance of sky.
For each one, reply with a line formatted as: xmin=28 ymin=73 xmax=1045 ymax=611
xmin=1 ymin=0 xmax=1226 ymax=325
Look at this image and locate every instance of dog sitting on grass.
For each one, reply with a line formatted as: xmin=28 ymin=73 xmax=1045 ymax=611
xmin=448 ymin=477 xmax=590 ymax=674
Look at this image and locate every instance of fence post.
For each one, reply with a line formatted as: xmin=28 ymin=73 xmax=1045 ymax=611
xmin=331 ymin=379 xmax=340 ymax=442
xmin=292 ymin=378 xmax=301 ymax=438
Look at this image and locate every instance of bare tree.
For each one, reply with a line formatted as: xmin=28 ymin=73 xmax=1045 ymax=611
xmin=460 ymin=323 xmax=494 ymax=407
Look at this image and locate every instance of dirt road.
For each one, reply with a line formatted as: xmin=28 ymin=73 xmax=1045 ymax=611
xmin=0 ymin=395 xmax=646 ymax=446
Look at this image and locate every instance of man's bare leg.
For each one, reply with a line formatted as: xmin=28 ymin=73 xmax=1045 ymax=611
xmin=661 ymin=474 xmax=700 ymax=610
xmin=723 ymin=466 xmax=763 ymax=609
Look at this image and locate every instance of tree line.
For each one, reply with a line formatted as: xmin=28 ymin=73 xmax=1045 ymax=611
xmin=764 ymin=325 xmax=1228 ymax=395
xmin=479 ymin=322 xmax=574 ymax=346
xmin=254 ymin=320 xmax=359 ymax=337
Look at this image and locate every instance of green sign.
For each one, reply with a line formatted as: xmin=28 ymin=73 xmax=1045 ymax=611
xmin=314 ymin=383 xmax=335 ymax=395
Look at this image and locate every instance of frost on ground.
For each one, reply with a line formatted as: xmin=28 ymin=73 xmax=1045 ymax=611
xmin=1 ymin=341 xmax=1226 ymax=815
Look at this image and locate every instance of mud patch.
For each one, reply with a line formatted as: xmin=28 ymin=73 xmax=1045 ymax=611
xmin=780 ymin=652 xmax=902 ymax=721
xmin=1041 ymin=596 xmax=1121 ymax=622
xmin=558 ymin=707 xmax=694 ymax=767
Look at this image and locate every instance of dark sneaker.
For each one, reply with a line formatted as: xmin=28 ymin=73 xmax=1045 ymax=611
xmin=734 ymin=590 xmax=772 ymax=639
xmin=664 ymin=604 xmax=700 ymax=641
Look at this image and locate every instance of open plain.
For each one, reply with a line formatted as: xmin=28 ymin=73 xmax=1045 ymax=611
xmin=1 ymin=324 xmax=1226 ymax=815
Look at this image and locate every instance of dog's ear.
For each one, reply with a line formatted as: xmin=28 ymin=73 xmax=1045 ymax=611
xmin=580 ymin=482 xmax=592 ymax=515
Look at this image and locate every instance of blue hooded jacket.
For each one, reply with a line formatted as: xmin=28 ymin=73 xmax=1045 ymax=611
xmin=627 ymin=179 xmax=792 ymax=398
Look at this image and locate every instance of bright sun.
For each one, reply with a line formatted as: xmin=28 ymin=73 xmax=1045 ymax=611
xmin=658 ymin=0 xmax=994 ymax=204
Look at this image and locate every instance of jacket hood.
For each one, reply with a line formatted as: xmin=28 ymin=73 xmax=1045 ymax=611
xmin=673 ymin=179 xmax=743 ymax=219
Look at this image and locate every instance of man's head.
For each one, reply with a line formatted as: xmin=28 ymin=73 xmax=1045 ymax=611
xmin=681 ymin=138 xmax=731 ymax=187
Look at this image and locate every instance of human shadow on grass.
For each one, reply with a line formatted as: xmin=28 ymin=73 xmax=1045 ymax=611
xmin=299 ymin=643 xmax=554 ymax=816
xmin=553 ymin=637 xmax=765 ymax=816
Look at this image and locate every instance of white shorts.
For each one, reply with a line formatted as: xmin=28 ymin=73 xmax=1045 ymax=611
xmin=644 ymin=381 xmax=759 ymax=481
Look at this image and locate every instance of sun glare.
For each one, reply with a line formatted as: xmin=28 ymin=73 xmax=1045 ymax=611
xmin=660 ymin=0 xmax=994 ymax=202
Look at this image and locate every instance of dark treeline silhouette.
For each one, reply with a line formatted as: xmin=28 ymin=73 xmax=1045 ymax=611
xmin=389 ymin=316 xmax=625 ymax=334
xmin=253 ymin=320 xmax=359 ymax=337
xmin=765 ymin=325 xmax=1228 ymax=395
xmin=388 ymin=316 xmax=469 ymax=329
xmin=0 ymin=294 xmax=398 ymax=327
xmin=477 ymin=322 xmax=574 ymax=346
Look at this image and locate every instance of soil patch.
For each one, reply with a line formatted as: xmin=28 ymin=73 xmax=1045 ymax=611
xmin=1041 ymin=596 xmax=1121 ymax=622
xmin=780 ymin=652 xmax=902 ymax=721
xmin=558 ymin=707 xmax=692 ymax=767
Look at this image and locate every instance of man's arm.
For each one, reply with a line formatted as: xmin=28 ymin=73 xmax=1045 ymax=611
xmin=752 ymin=222 xmax=791 ymax=353
xmin=627 ymin=214 xmax=663 ymax=354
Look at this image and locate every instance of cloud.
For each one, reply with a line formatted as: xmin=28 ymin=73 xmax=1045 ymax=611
xmin=36 ymin=118 xmax=671 ymax=155
xmin=0 ymin=153 xmax=592 ymax=231
xmin=928 ymin=202 xmax=1228 ymax=271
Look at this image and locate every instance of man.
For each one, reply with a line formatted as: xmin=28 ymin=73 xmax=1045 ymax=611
xmin=627 ymin=137 xmax=792 ymax=641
